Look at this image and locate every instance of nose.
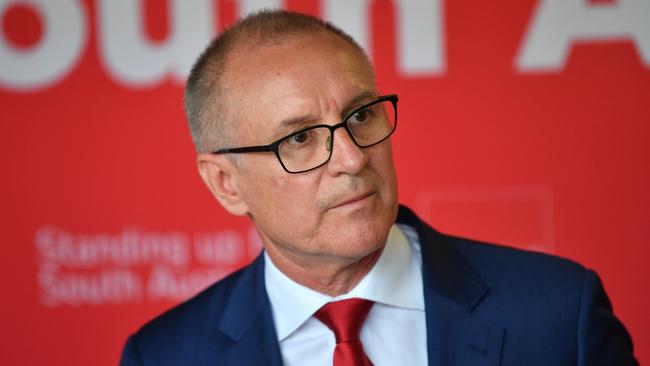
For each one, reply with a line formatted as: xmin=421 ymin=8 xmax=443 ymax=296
xmin=325 ymin=126 xmax=368 ymax=176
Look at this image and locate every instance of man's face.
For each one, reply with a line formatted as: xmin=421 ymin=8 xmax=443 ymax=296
xmin=221 ymin=32 xmax=398 ymax=267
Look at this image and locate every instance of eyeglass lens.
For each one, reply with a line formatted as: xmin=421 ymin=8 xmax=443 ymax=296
xmin=277 ymin=99 xmax=396 ymax=173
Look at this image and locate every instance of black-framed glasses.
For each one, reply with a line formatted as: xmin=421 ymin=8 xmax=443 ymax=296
xmin=213 ymin=94 xmax=398 ymax=173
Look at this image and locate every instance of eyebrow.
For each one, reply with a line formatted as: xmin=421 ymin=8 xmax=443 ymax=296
xmin=273 ymin=90 xmax=378 ymax=138
xmin=340 ymin=91 xmax=379 ymax=117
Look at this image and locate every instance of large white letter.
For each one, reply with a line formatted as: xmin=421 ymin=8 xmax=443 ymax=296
xmin=324 ymin=0 xmax=371 ymax=54
xmin=97 ymin=0 xmax=214 ymax=87
xmin=0 ymin=0 xmax=86 ymax=91
xmin=239 ymin=0 xmax=281 ymax=16
xmin=396 ymin=0 xmax=445 ymax=75
xmin=516 ymin=0 xmax=650 ymax=72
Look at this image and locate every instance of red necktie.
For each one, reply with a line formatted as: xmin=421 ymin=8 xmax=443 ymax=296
xmin=315 ymin=298 xmax=374 ymax=366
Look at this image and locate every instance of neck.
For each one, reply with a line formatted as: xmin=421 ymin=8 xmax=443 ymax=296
xmin=264 ymin=244 xmax=384 ymax=297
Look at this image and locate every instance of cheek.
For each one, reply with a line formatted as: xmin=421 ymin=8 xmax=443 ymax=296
xmin=371 ymin=145 xmax=398 ymax=194
xmin=269 ymin=177 xmax=296 ymax=212
xmin=276 ymin=175 xmax=320 ymax=211
xmin=245 ymin=166 xmax=320 ymax=219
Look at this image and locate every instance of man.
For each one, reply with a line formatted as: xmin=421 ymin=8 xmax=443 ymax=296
xmin=120 ymin=10 xmax=637 ymax=366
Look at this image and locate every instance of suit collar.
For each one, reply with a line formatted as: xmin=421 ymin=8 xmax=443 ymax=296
xmin=397 ymin=205 xmax=504 ymax=366
xmin=397 ymin=205 xmax=489 ymax=310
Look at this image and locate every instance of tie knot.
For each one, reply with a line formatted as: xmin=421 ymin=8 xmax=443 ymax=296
xmin=315 ymin=298 xmax=374 ymax=343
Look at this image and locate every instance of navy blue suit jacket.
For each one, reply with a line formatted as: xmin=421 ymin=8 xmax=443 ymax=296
xmin=120 ymin=206 xmax=638 ymax=365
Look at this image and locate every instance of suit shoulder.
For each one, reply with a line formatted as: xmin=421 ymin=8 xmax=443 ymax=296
xmin=145 ymin=264 xmax=245 ymax=330
xmin=398 ymin=205 xmax=590 ymax=292
xmin=122 ymin=264 xmax=250 ymax=364
xmin=446 ymin=234 xmax=589 ymax=289
xmin=454 ymin=235 xmax=585 ymax=270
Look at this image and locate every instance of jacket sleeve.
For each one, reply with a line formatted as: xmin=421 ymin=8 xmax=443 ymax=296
xmin=577 ymin=270 xmax=638 ymax=366
xmin=119 ymin=335 xmax=143 ymax=366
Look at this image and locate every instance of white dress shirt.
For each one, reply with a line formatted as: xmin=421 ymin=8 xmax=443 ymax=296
xmin=264 ymin=224 xmax=428 ymax=366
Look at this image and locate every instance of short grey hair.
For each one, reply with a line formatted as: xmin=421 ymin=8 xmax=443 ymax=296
xmin=183 ymin=9 xmax=371 ymax=153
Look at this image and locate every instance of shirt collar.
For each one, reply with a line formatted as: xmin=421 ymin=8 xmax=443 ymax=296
xmin=264 ymin=224 xmax=424 ymax=341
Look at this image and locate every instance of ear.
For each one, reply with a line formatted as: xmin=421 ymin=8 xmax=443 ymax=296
xmin=196 ymin=153 xmax=250 ymax=216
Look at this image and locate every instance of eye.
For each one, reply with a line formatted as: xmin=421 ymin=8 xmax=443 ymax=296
xmin=348 ymin=107 xmax=373 ymax=124
xmin=287 ymin=131 xmax=310 ymax=144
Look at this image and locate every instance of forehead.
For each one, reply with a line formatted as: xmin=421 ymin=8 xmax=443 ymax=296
xmin=222 ymin=32 xmax=376 ymax=141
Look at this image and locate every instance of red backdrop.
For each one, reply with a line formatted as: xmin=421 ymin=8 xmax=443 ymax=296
xmin=1 ymin=1 xmax=648 ymax=364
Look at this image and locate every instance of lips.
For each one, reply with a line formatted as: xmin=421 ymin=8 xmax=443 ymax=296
xmin=330 ymin=191 xmax=374 ymax=209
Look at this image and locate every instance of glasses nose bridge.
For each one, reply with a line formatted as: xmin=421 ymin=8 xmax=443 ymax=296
xmin=326 ymin=120 xmax=357 ymax=152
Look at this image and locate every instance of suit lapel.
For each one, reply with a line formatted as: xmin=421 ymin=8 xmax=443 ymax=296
xmin=217 ymin=254 xmax=283 ymax=366
xmin=398 ymin=206 xmax=504 ymax=366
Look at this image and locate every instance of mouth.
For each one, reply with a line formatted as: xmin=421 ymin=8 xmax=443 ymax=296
xmin=330 ymin=191 xmax=375 ymax=210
